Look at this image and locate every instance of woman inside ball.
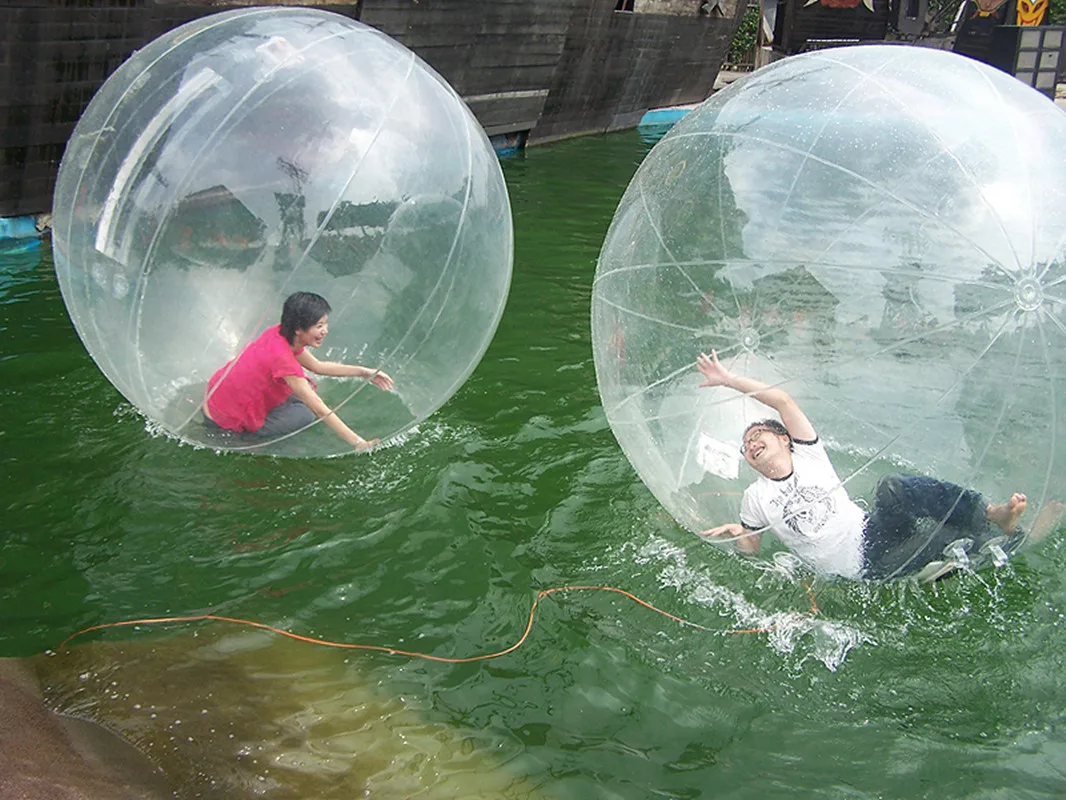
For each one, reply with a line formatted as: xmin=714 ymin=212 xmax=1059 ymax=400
xmin=203 ymin=292 xmax=394 ymax=451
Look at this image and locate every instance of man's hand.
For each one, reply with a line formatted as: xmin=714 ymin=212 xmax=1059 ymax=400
xmin=699 ymin=523 xmax=744 ymax=540
xmin=696 ymin=350 xmax=733 ymax=388
xmin=700 ymin=522 xmax=761 ymax=554
xmin=695 ymin=349 xmax=817 ymax=443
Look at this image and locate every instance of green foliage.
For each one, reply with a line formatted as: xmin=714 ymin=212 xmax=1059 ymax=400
xmin=727 ymin=4 xmax=760 ymax=65
xmin=1050 ymin=0 xmax=1066 ymax=24
xmin=922 ymin=0 xmax=957 ymax=35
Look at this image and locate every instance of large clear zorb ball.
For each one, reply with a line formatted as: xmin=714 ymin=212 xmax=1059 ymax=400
xmin=53 ymin=7 xmax=512 ymax=457
xmin=592 ymin=45 xmax=1066 ymax=550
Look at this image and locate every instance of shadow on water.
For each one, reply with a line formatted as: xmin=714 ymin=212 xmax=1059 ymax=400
xmin=23 ymin=629 xmax=543 ymax=799
xmin=5 ymin=131 xmax=1066 ymax=798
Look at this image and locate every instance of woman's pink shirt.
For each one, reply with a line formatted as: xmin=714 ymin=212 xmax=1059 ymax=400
xmin=205 ymin=325 xmax=307 ymax=432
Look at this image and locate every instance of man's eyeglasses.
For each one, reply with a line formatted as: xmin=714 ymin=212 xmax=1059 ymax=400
xmin=740 ymin=428 xmax=774 ymax=456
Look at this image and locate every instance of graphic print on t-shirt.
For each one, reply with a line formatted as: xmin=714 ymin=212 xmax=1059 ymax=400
xmin=769 ymin=479 xmax=836 ymax=537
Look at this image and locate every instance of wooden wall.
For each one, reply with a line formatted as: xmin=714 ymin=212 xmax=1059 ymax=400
xmin=533 ymin=0 xmax=739 ymax=143
xmin=359 ymin=0 xmax=573 ymax=137
xmin=0 ymin=0 xmax=742 ymax=217
xmin=0 ymin=1 xmax=360 ymax=217
xmin=362 ymin=0 xmax=742 ymax=144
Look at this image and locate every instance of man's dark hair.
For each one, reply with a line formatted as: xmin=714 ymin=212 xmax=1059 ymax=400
xmin=742 ymin=418 xmax=793 ymax=452
xmin=280 ymin=292 xmax=331 ymax=344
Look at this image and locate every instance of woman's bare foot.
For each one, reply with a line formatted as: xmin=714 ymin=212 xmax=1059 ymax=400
xmin=986 ymin=493 xmax=1027 ymax=533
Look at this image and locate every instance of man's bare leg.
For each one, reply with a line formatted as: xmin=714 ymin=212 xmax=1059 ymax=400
xmin=1028 ymin=500 xmax=1066 ymax=545
xmin=986 ymin=493 xmax=1027 ymax=533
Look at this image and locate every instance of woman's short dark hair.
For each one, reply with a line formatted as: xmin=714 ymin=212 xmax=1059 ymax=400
xmin=280 ymin=292 xmax=331 ymax=344
xmin=743 ymin=418 xmax=793 ymax=452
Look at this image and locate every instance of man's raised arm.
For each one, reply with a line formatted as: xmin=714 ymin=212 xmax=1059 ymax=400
xmin=696 ymin=350 xmax=816 ymax=442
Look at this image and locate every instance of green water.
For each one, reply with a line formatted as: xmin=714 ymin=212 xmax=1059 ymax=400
xmin=4 ymin=131 xmax=1066 ymax=798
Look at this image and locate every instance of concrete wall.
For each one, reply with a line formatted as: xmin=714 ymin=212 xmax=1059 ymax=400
xmin=635 ymin=0 xmax=703 ymax=16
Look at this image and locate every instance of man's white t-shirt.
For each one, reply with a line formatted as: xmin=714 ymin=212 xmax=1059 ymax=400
xmin=739 ymin=438 xmax=867 ymax=578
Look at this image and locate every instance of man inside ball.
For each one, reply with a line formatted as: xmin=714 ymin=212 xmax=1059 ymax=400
xmin=695 ymin=349 xmax=1037 ymax=580
xmin=203 ymin=292 xmax=393 ymax=451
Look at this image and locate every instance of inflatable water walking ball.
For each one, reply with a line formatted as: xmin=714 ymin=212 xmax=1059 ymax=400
xmin=53 ymin=8 xmax=512 ymax=457
xmin=592 ymin=45 xmax=1066 ymax=567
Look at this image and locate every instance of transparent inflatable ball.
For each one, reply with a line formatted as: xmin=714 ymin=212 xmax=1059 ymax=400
xmin=53 ymin=7 xmax=513 ymax=457
xmin=592 ymin=45 xmax=1066 ymax=570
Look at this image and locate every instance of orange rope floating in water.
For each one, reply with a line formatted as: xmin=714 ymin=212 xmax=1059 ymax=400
xmin=805 ymin=583 xmax=820 ymax=615
xmin=58 ymin=584 xmax=813 ymax=662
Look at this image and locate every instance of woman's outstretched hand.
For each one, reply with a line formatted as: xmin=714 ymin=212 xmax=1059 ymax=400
xmin=363 ymin=368 xmax=394 ymax=392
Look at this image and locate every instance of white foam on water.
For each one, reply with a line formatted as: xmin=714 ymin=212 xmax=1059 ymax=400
xmin=633 ymin=535 xmax=870 ymax=671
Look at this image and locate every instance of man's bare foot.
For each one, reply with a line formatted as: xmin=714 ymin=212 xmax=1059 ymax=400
xmin=986 ymin=493 xmax=1027 ymax=533
xmin=1029 ymin=500 xmax=1066 ymax=545
xmin=355 ymin=438 xmax=380 ymax=453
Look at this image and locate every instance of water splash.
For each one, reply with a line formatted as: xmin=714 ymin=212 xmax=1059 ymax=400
xmin=633 ymin=535 xmax=870 ymax=671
